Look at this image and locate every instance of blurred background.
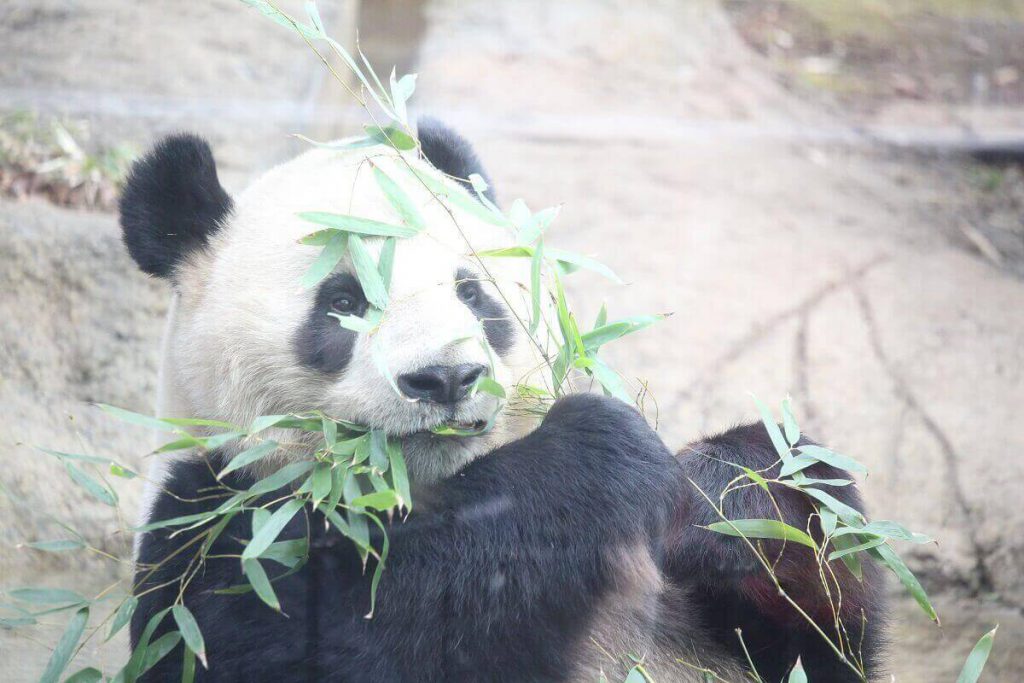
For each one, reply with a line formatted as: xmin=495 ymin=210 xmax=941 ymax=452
xmin=1 ymin=0 xmax=1023 ymax=679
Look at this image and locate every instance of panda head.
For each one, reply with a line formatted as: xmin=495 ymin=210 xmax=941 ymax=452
xmin=120 ymin=121 xmax=544 ymax=483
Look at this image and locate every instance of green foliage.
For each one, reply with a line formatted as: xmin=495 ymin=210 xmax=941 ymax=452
xmin=7 ymin=3 xmax=1000 ymax=682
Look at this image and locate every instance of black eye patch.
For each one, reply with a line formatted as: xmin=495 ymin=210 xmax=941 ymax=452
xmin=456 ymin=267 xmax=515 ymax=356
xmin=293 ymin=273 xmax=366 ymax=374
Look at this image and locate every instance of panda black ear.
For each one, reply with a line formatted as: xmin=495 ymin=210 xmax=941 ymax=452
xmin=119 ymin=133 xmax=232 ymax=279
xmin=417 ymin=117 xmax=496 ymax=205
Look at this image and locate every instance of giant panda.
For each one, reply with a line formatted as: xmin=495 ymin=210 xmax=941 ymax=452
xmin=120 ymin=119 xmax=885 ymax=682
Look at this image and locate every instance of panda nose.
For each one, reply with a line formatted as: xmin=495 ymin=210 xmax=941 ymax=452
xmin=397 ymin=363 xmax=488 ymax=404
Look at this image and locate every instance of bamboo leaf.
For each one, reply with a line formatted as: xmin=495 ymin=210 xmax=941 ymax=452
xmin=300 ymin=230 xmax=347 ymax=289
xmin=106 ymin=596 xmax=138 ymax=642
xmin=10 ymin=588 xmax=86 ymax=605
xmin=529 ymin=240 xmax=544 ymax=335
xmin=956 ymin=625 xmax=998 ymax=683
xmin=246 ymin=461 xmax=315 ymax=496
xmin=298 ymin=214 xmax=417 ymax=238
xmin=706 ymin=519 xmax=817 ymax=550
xmin=218 ymin=441 xmax=279 ymax=480
xmin=365 ymin=124 xmax=416 ymax=151
xmin=242 ymin=559 xmax=280 ymax=612
xmin=242 ymin=499 xmax=304 ymax=561
xmin=751 ymin=395 xmax=790 ymax=460
xmin=781 ymin=397 xmax=800 ymax=446
xmin=373 ymin=167 xmax=424 ymax=231
xmin=828 ymin=536 xmax=887 ymax=561
xmin=348 ymin=234 xmax=389 ymax=310
xmin=64 ymin=668 xmax=103 ymax=683
xmin=378 ymin=237 xmax=397 ymax=292
xmin=40 ymin=606 xmax=89 ymax=683
xmin=350 ymin=490 xmax=400 ymax=511
xmin=24 ymin=539 xmax=84 ymax=553
xmin=172 ymin=604 xmax=207 ymax=669
xmin=97 ymin=404 xmax=179 ymax=432
xmin=868 ymin=542 xmax=937 ymax=623
xmin=387 ymin=438 xmax=411 ymax=512
xmin=795 ymin=444 xmax=868 ymax=474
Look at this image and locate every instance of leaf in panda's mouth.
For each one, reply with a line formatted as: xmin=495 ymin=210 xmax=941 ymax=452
xmin=429 ymin=418 xmax=492 ymax=437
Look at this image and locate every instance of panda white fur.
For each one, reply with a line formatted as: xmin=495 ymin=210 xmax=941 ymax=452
xmin=122 ymin=120 xmax=884 ymax=682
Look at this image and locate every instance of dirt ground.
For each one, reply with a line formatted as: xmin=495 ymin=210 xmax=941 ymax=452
xmin=2 ymin=0 xmax=1023 ymax=680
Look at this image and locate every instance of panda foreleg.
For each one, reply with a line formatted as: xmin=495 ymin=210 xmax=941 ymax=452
xmin=667 ymin=423 xmax=886 ymax=682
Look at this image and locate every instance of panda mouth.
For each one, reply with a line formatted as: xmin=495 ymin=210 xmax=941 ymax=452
xmin=427 ymin=418 xmax=491 ymax=437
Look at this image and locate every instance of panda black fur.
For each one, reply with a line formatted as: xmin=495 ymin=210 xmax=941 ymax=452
xmin=123 ymin=122 xmax=885 ymax=681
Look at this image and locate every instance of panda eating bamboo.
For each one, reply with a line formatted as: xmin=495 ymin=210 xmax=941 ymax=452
xmin=122 ymin=119 xmax=884 ymax=682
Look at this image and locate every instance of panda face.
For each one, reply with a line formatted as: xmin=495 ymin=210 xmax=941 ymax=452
xmin=122 ymin=129 xmax=544 ymax=483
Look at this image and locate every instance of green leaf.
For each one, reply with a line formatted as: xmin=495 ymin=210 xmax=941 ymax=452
xmin=350 ymin=490 xmax=401 ymax=511
xmin=182 ymin=647 xmax=197 ymax=683
xmin=10 ymin=588 xmax=86 ymax=605
xmin=373 ymin=166 xmax=424 ymax=231
xmin=139 ymin=632 xmax=182 ymax=676
xmin=828 ymin=536 xmax=887 ymax=560
xmin=795 ymin=444 xmax=868 ymax=475
xmin=470 ymin=376 xmax=506 ymax=399
xmin=24 ymin=539 xmax=84 ymax=553
xmin=829 ymin=533 xmax=864 ymax=580
xmin=348 ymin=234 xmax=389 ymax=309
xmin=246 ymin=460 xmax=315 ymax=496
xmin=799 ymin=486 xmax=865 ymax=526
xmin=40 ymin=606 xmax=88 ymax=683
xmin=97 ymin=404 xmax=179 ymax=432
xmin=109 ymin=463 xmax=138 ymax=478
xmin=161 ymin=417 xmax=241 ymax=430
xmin=172 ymin=604 xmax=207 ymax=669
xmin=122 ymin=607 xmax=170 ymax=681
xmin=387 ymin=439 xmax=411 ymax=511
xmin=594 ymin=302 xmax=608 ymax=329
xmin=406 ymin=167 xmax=512 ymax=228
xmin=389 ymin=71 xmax=417 ymax=125
xmin=64 ymin=667 xmax=103 ymax=683
xmin=298 ymin=213 xmax=418 ymax=238
xmin=517 ymin=206 xmax=560 ymax=245
xmin=106 ymin=596 xmax=138 ymax=642
xmin=834 ymin=520 xmax=933 ymax=544
xmin=248 ymin=414 xmax=290 ymax=434
xmin=369 ymin=430 xmax=389 ymax=473
xmin=291 ymin=133 xmax=377 ymax=150
xmin=260 ymin=538 xmax=309 ymax=569
xmin=242 ymin=499 xmax=304 ymax=561
xmin=706 ymin=519 xmax=817 ymax=550
xmin=787 ymin=659 xmax=808 ymax=683
xmin=327 ymin=311 xmax=376 ymax=333
xmin=65 ymin=460 xmax=118 ymax=505
xmin=529 ymin=240 xmax=544 ymax=335
xmin=545 ymin=246 xmax=621 ymax=283
xmin=868 ymin=542 xmax=937 ymax=622
xmin=579 ymin=355 xmax=632 ymax=403
xmin=134 ymin=511 xmax=219 ymax=534
xmin=742 ymin=466 xmax=770 ymax=492
xmin=779 ymin=454 xmax=819 ymax=478
xmin=365 ymin=124 xmax=417 ymax=151
xmin=820 ymin=509 xmax=838 ymax=537
xmin=378 ymin=237 xmax=397 ymax=293
xmin=956 ymin=625 xmax=998 ymax=683
xmin=624 ymin=666 xmax=647 ymax=683
xmin=242 ymin=559 xmax=280 ymax=611
xmin=751 ymin=395 xmax=790 ymax=460
xmin=218 ymin=440 xmax=279 ymax=479
xmin=581 ymin=315 xmax=664 ymax=352
xmin=781 ymin=398 xmax=800 ymax=446
xmin=300 ymin=230 xmax=347 ymax=288
xmin=311 ymin=463 xmax=332 ymax=510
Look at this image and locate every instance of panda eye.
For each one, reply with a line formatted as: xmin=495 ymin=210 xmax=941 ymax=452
xmin=456 ymin=280 xmax=480 ymax=305
xmin=330 ymin=294 xmax=359 ymax=315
